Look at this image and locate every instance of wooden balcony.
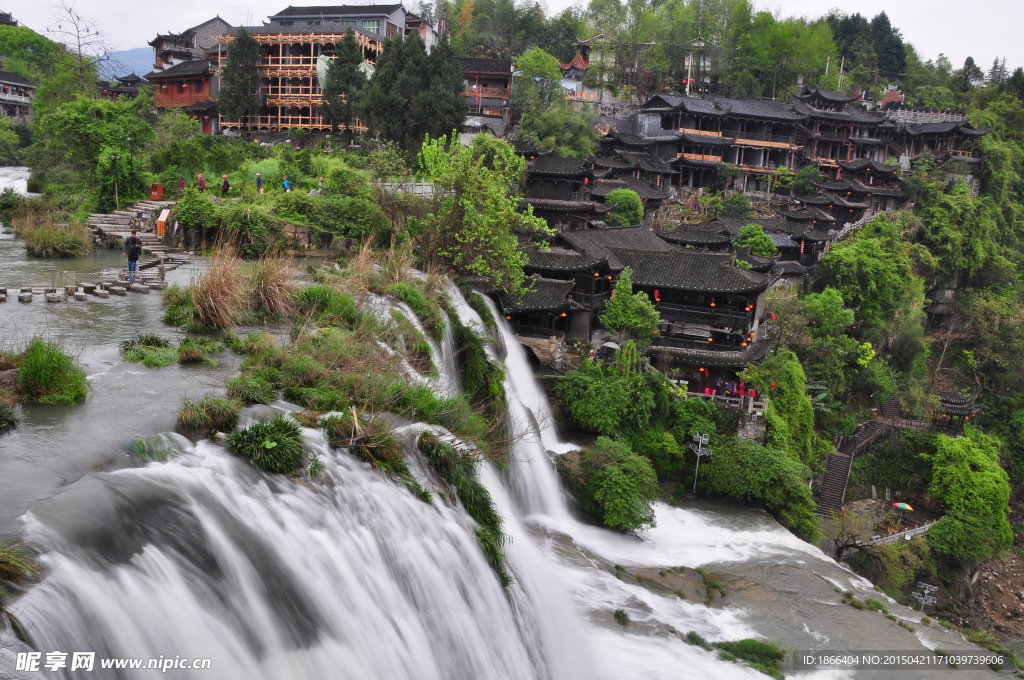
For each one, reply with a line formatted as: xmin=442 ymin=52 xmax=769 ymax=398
xmin=220 ymin=114 xmax=367 ymax=132
xmin=677 ymin=152 xmax=722 ymax=162
xmin=463 ymin=86 xmax=509 ymax=99
xmin=154 ymin=92 xmax=211 ymax=108
xmin=948 ymin=149 xmax=974 ymax=158
xmin=0 ymin=92 xmax=31 ymax=104
xmin=679 ymin=127 xmax=721 ymax=137
xmin=731 ymin=132 xmax=799 ymax=149
xmin=657 ymin=303 xmax=752 ymax=332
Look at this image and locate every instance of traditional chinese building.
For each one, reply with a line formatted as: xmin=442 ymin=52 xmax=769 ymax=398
xmin=0 ymin=71 xmax=33 ymax=123
xmin=215 ymin=22 xmax=383 ymax=132
xmin=149 ymin=17 xmax=232 ymax=71
xmin=145 ymin=60 xmax=218 ymax=133
xmin=455 ymin=57 xmax=513 ymax=120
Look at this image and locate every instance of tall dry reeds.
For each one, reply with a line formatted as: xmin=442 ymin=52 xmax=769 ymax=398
xmin=191 ymin=251 xmax=248 ymax=327
xmin=9 ymin=206 xmax=91 ymax=258
xmin=246 ymin=254 xmax=297 ymax=318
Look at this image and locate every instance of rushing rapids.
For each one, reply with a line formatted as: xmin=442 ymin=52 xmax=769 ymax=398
xmin=0 ymin=187 xmax=1004 ymax=678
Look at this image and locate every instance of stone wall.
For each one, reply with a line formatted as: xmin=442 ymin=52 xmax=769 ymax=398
xmin=517 ymin=335 xmax=570 ymax=370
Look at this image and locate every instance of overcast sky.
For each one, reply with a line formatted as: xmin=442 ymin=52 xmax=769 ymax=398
xmin=11 ymin=0 xmax=1023 ymax=79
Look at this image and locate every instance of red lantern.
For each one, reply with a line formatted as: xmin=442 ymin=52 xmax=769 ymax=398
xmin=770 ymin=313 xmax=777 ymax=320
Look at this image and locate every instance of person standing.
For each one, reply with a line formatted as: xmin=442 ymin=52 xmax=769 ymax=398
xmin=178 ymin=176 xmax=186 ymax=194
xmin=256 ymin=172 xmax=264 ymax=194
xmin=282 ymin=175 xmax=291 ymax=192
xmin=197 ymin=173 xmax=206 ymax=192
xmin=221 ymin=174 xmax=230 ymax=197
xmin=124 ymin=230 xmax=142 ymax=285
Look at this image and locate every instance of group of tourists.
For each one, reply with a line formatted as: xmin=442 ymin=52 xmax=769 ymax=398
xmin=177 ymin=173 xmax=319 ymax=197
xmin=704 ymin=378 xmax=755 ymax=400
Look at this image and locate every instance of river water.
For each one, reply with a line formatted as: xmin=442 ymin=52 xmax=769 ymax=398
xmin=0 ymin=168 xmax=1007 ymax=679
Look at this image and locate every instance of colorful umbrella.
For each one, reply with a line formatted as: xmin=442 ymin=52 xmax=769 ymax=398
xmin=893 ymin=502 xmax=913 ymax=511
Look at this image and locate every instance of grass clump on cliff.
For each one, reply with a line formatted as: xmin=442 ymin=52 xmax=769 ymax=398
xmin=712 ymin=639 xmax=786 ymax=679
xmin=17 ymin=338 xmax=88 ymax=404
xmin=227 ymin=415 xmax=305 ymax=474
xmin=0 ymin=404 xmax=20 ymax=434
xmin=9 ymin=200 xmax=91 ymax=258
xmin=419 ymin=432 xmax=510 ymax=585
xmin=120 ymin=334 xmax=177 ymax=367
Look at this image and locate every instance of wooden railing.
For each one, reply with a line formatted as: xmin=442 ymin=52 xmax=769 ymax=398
xmin=220 ymin=114 xmax=367 ymax=132
xmin=677 ymin=152 xmax=722 ymax=162
xmin=463 ymin=86 xmax=509 ymax=99
xmin=0 ymin=92 xmax=31 ymax=104
xmin=154 ymin=93 xmax=211 ymax=108
xmin=733 ymin=132 xmax=799 ymax=148
xmin=679 ymin=127 xmax=721 ymax=137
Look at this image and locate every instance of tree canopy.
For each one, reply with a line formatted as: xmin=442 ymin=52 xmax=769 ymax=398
xmin=600 ymin=267 xmax=660 ymax=342
xmin=218 ymin=29 xmax=263 ymax=126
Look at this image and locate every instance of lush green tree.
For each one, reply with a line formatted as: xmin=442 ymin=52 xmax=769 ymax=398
xmin=733 ymin=224 xmax=778 ymax=257
xmin=518 ymin=102 xmax=597 ymax=157
xmin=603 ymin=188 xmax=644 ymax=226
xmin=600 ymin=267 xmax=660 ymax=343
xmin=417 ymin=133 xmax=551 ymax=294
xmin=420 ymin=37 xmax=469 ymax=142
xmin=321 ymin=27 xmax=365 ymax=134
xmin=558 ymin=436 xmax=659 ymax=532
xmin=218 ymin=29 xmax=263 ymax=126
xmin=701 ymin=437 xmax=821 ymax=541
xmin=926 ymin=429 xmax=1013 ymax=565
xmin=802 ymin=287 xmax=855 ymax=337
xmin=740 ymin=349 xmax=817 ymax=467
xmin=720 ymin=192 xmax=751 ymax=217
xmin=513 ymin=47 xmax=563 ymax=111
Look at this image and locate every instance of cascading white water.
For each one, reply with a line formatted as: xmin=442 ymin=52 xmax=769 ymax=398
xmin=3 ymin=281 xmax=985 ymax=680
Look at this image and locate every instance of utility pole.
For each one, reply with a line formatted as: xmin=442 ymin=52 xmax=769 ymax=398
xmin=689 ymin=433 xmax=711 ymax=494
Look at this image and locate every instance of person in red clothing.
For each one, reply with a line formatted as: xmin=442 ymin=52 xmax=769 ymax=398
xmin=178 ymin=176 xmax=186 ymax=194
xmin=197 ymin=173 xmax=206 ymax=191
xmin=221 ymin=174 xmax=230 ymax=197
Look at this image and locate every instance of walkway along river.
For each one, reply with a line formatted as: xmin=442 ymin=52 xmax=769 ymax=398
xmin=0 ymin=167 xmax=1010 ymax=679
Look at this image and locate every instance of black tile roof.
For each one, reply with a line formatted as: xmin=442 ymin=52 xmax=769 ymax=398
xmin=499 ymin=277 xmax=582 ymax=313
xmin=562 ymin=225 xmax=674 ymax=259
xmin=510 ymin=140 xmax=543 ymax=157
xmin=906 ymin=121 xmax=988 ymax=136
xmin=524 ymin=245 xmax=603 ymax=271
xmin=615 ymin=151 xmax=673 ymax=174
xmin=271 ymin=4 xmax=402 ymax=17
xmin=733 ymin=247 xmax=778 ymax=272
xmin=680 ymin=132 xmax=734 ymax=146
xmin=145 ymin=59 xmax=213 ymax=80
xmin=641 ymin=93 xmax=686 ymax=110
xmin=608 ymin=248 xmax=777 ymax=293
xmin=591 ymin=175 xmax=670 ymax=201
xmin=771 ymin=260 xmax=813 ymax=276
xmin=524 ymin=198 xmax=597 ymax=213
xmin=608 ymin=132 xmax=653 ymax=147
xmin=528 ymin=156 xmax=592 ymax=177
xmin=838 ymin=158 xmax=900 ymax=174
xmin=649 ymin=337 xmax=774 ymax=368
xmin=0 ymin=70 xmax=33 ymax=87
xmin=767 ymin=232 xmax=799 ymax=248
xmin=794 ymin=86 xmax=859 ymax=103
xmin=657 ymin=227 xmax=733 ymax=247
xmin=225 ymin=23 xmax=381 ymax=37
xmin=455 ymin=57 xmax=513 ymax=74
xmin=464 ymin=115 xmax=506 ymax=136
xmin=792 ymin=101 xmax=888 ymax=123
xmin=591 ymin=156 xmax=632 ymax=169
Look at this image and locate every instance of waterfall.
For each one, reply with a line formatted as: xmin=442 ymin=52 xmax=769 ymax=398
xmin=3 ymin=278 xmax=938 ymax=680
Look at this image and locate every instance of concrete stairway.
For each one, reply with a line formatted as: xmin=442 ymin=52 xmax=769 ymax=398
xmin=815 ymin=420 xmax=889 ymax=516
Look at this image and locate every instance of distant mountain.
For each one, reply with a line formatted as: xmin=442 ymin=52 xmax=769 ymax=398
xmin=101 ymin=48 xmax=153 ymax=81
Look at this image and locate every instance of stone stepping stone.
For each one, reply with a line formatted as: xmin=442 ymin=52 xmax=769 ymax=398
xmin=82 ymin=283 xmax=96 ymax=294
xmin=18 ymin=293 xmax=31 ymax=303
xmin=148 ymin=281 xmax=167 ymax=290
xmin=92 ymin=289 xmax=110 ymax=299
xmin=45 ymin=293 xmax=62 ymax=303
xmin=0 ymin=294 xmax=6 ymax=303
xmin=20 ymin=286 xmax=32 ymax=293
xmin=73 ymin=292 xmax=88 ymax=301
xmin=108 ymin=286 xmax=127 ymax=296
xmin=64 ymin=285 xmax=77 ymax=296
xmin=129 ymin=284 xmax=150 ymax=294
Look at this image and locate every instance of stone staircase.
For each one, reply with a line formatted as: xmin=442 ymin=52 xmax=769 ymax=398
xmin=87 ymin=200 xmax=177 ymax=253
xmin=815 ymin=419 xmax=889 ymax=516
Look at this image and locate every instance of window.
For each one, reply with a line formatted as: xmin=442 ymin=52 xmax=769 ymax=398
xmin=194 ymin=80 xmax=204 ymax=93
xmin=362 ymin=19 xmax=380 ymax=32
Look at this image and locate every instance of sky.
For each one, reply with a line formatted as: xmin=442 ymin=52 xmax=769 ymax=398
xmin=9 ymin=0 xmax=1024 ymax=79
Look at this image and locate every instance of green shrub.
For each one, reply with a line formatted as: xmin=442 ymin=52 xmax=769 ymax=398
xmin=684 ymin=631 xmax=712 ymax=650
xmin=712 ymin=639 xmax=785 ymax=679
xmin=557 ymin=437 xmax=659 ymax=532
xmin=701 ymin=437 xmax=821 ymax=542
xmin=419 ymin=432 xmax=510 ymax=584
xmin=177 ymin=395 xmax=242 ymax=434
xmin=296 ymin=285 xmax=358 ymax=325
xmin=0 ymin=404 xmax=21 ymax=434
xmin=0 ymin=542 xmax=38 ymax=584
xmin=17 ymin=338 xmax=88 ymax=404
xmin=120 ymin=334 xmax=177 ymax=367
xmin=452 ymin=317 xmax=505 ymax=417
xmin=282 ymin=355 xmax=326 ymax=387
xmin=385 ymin=282 xmax=444 ymax=338
xmin=613 ymin=608 xmax=630 ymax=626
xmin=603 ymin=188 xmax=643 ymax=226
xmin=227 ymin=415 xmax=305 ymax=474
xmin=176 ymin=337 xmax=222 ymax=364
xmin=226 ymin=375 xmax=276 ymax=404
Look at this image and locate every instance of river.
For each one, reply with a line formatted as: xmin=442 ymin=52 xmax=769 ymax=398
xmin=0 ymin=168 xmax=1008 ymax=679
